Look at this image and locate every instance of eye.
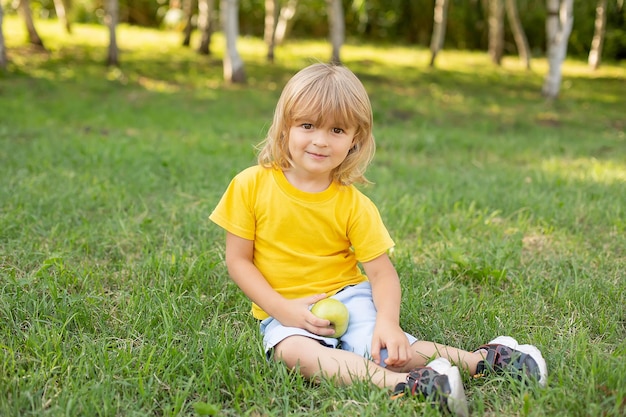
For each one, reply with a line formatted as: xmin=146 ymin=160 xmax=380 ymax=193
xmin=332 ymin=127 xmax=344 ymax=134
xmin=301 ymin=123 xmax=313 ymax=130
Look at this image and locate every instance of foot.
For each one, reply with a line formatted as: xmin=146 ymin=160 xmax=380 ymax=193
xmin=392 ymin=358 xmax=468 ymax=417
xmin=474 ymin=336 xmax=548 ymax=386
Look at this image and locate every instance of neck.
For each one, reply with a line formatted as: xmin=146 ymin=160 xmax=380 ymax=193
xmin=283 ymin=170 xmax=332 ymax=193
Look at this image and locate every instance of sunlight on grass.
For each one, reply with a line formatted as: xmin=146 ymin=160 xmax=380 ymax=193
xmin=135 ymin=74 xmax=182 ymax=92
xmin=541 ymin=157 xmax=626 ymax=184
xmin=2 ymin=15 xmax=626 ymax=417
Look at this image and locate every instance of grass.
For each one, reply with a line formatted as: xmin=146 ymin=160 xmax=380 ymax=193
xmin=1 ymin=16 xmax=625 ymax=416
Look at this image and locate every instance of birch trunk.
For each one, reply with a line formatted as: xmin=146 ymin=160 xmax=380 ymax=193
xmin=105 ymin=0 xmax=119 ymax=67
xmin=275 ymin=0 xmax=298 ymax=45
xmin=542 ymin=0 xmax=573 ymax=99
xmin=197 ymin=0 xmax=214 ymax=55
xmin=221 ymin=0 xmax=245 ymax=83
xmin=488 ymin=0 xmax=505 ymax=65
xmin=18 ymin=0 xmax=45 ymax=48
xmin=588 ymin=0 xmax=607 ymax=70
xmin=429 ymin=0 xmax=449 ymax=67
xmin=326 ymin=0 xmax=344 ymax=64
xmin=53 ymin=0 xmax=71 ymax=33
xmin=182 ymin=0 xmax=196 ymax=47
xmin=264 ymin=0 xmax=278 ymax=62
xmin=0 ymin=3 xmax=7 ymax=70
xmin=505 ymin=0 xmax=531 ymax=69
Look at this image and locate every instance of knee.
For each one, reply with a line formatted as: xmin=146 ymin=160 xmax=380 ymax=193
xmin=273 ymin=336 xmax=309 ymax=368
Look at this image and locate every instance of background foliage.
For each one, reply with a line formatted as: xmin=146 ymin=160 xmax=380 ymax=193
xmin=4 ymin=0 xmax=626 ymax=60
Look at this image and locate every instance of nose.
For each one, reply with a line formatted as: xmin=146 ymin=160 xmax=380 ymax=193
xmin=312 ymin=131 xmax=329 ymax=147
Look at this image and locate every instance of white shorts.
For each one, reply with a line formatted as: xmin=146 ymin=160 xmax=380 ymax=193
xmin=259 ymin=281 xmax=417 ymax=367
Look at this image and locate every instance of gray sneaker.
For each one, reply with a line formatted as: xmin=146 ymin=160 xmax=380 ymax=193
xmin=392 ymin=358 xmax=468 ymax=417
xmin=475 ymin=336 xmax=548 ymax=386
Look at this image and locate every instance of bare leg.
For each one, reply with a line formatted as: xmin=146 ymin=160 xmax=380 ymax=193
xmin=388 ymin=341 xmax=484 ymax=375
xmin=274 ymin=335 xmax=407 ymax=388
xmin=274 ymin=336 xmax=485 ymax=388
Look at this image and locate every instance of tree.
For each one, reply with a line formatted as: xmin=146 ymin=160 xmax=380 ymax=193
xmin=275 ymin=0 xmax=298 ymax=45
xmin=18 ymin=0 xmax=45 ymax=48
xmin=197 ymin=0 xmax=215 ymax=55
xmin=542 ymin=0 xmax=574 ymax=99
xmin=0 ymin=3 xmax=7 ymax=70
xmin=105 ymin=0 xmax=119 ymax=66
xmin=221 ymin=0 xmax=246 ymax=83
xmin=588 ymin=0 xmax=607 ymax=70
xmin=52 ymin=0 xmax=72 ymax=34
xmin=429 ymin=0 xmax=449 ymax=67
xmin=505 ymin=0 xmax=532 ymax=69
xmin=326 ymin=0 xmax=344 ymax=64
xmin=182 ymin=0 xmax=196 ymax=47
xmin=264 ymin=0 xmax=278 ymax=62
xmin=488 ymin=0 xmax=505 ymax=65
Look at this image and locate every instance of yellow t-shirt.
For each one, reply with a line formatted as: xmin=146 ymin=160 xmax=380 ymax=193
xmin=209 ymin=165 xmax=395 ymax=319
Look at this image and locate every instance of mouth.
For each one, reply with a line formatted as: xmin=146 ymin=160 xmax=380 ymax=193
xmin=306 ymin=151 xmax=328 ymax=159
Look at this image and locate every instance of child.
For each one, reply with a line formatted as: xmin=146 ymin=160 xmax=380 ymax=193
xmin=209 ymin=63 xmax=547 ymax=416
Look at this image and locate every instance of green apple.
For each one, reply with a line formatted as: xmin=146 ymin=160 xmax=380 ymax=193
xmin=311 ymin=298 xmax=349 ymax=338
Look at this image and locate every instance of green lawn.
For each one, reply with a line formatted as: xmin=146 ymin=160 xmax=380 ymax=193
xmin=1 ymin=17 xmax=625 ymax=416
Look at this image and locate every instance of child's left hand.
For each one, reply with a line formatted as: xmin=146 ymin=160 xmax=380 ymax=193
xmin=370 ymin=318 xmax=412 ymax=367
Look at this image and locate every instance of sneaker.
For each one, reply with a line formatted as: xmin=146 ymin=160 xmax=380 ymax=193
xmin=474 ymin=336 xmax=548 ymax=386
xmin=391 ymin=358 xmax=468 ymax=417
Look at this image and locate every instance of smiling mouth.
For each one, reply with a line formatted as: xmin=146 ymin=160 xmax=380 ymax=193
xmin=307 ymin=151 xmax=328 ymax=158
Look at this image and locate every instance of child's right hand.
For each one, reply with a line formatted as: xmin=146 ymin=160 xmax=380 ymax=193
xmin=274 ymin=293 xmax=338 ymax=337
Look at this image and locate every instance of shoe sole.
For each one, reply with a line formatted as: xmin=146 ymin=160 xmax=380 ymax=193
xmin=488 ymin=336 xmax=548 ymax=387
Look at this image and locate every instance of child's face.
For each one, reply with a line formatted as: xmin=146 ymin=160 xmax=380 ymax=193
xmin=286 ymin=119 xmax=356 ymax=184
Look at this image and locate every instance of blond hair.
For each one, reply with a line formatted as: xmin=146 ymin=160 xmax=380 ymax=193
xmin=257 ymin=63 xmax=375 ymax=185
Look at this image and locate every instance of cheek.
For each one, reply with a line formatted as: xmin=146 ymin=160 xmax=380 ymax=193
xmin=344 ymin=138 xmax=357 ymax=154
xmin=286 ymin=137 xmax=299 ymax=158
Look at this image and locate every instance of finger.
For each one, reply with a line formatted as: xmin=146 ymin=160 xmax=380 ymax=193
xmin=307 ymin=294 xmax=331 ymax=327
xmin=396 ymin=348 xmax=409 ymax=366
xmin=389 ymin=349 xmax=406 ymax=367
xmin=306 ymin=320 xmax=334 ymax=337
xmin=306 ymin=307 xmax=331 ymax=327
xmin=400 ymin=345 xmax=410 ymax=364
xmin=385 ymin=344 xmax=398 ymax=365
xmin=317 ymin=326 xmax=336 ymax=337
xmin=308 ymin=313 xmax=331 ymax=328
xmin=307 ymin=293 xmax=328 ymax=305
xmin=387 ymin=342 xmax=409 ymax=366
xmin=371 ymin=338 xmax=381 ymax=365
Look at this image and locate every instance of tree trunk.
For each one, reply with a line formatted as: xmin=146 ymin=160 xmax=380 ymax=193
xmin=182 ymin=0 xmax=196 ymax=47
xmin=429 ymin=0 xmax=449 ymax=67
xmin=326 ymin=0 xmax=344 ymax=64
xmin=197 ymin=0 xmax=214 ymax=55
xmin=542 ymin=0 xmax=574 ymax=99
xmin=488 ymin=0 xmax=505 ymax=65
xmin=264 ymin=0 xmax=278 ymax=62
xmin=18 ymin=0 xmax=45 ymax=48
xmin=53 ymin=0 xmax=72 ymax=34
xmin=588 ymin=0 xmax=607 ymax=70
xmin=275 ymin=0 xmax=298 ymax=45
xmin=0 ymin=3 xmax=7 ymax=70
xmin=105 ymin=0 xmax=119 ymax=67
xmin=221 ymin=0 xmax=245 ymax=83
xmin=505 ymin=0 xmax=531 ymax=69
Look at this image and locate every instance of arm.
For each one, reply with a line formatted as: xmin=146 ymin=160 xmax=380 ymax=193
xmin=224 ymin=232 xmax=336 ymax=336
xmin=361 ymin=253 xmax=412 ymax=367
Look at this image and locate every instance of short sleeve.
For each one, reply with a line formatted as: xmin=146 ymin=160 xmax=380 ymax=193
xmin=209 ymin=171 xmax=256 ymax=241
xmin=347 ymin=194 xmax=395 ymax=263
